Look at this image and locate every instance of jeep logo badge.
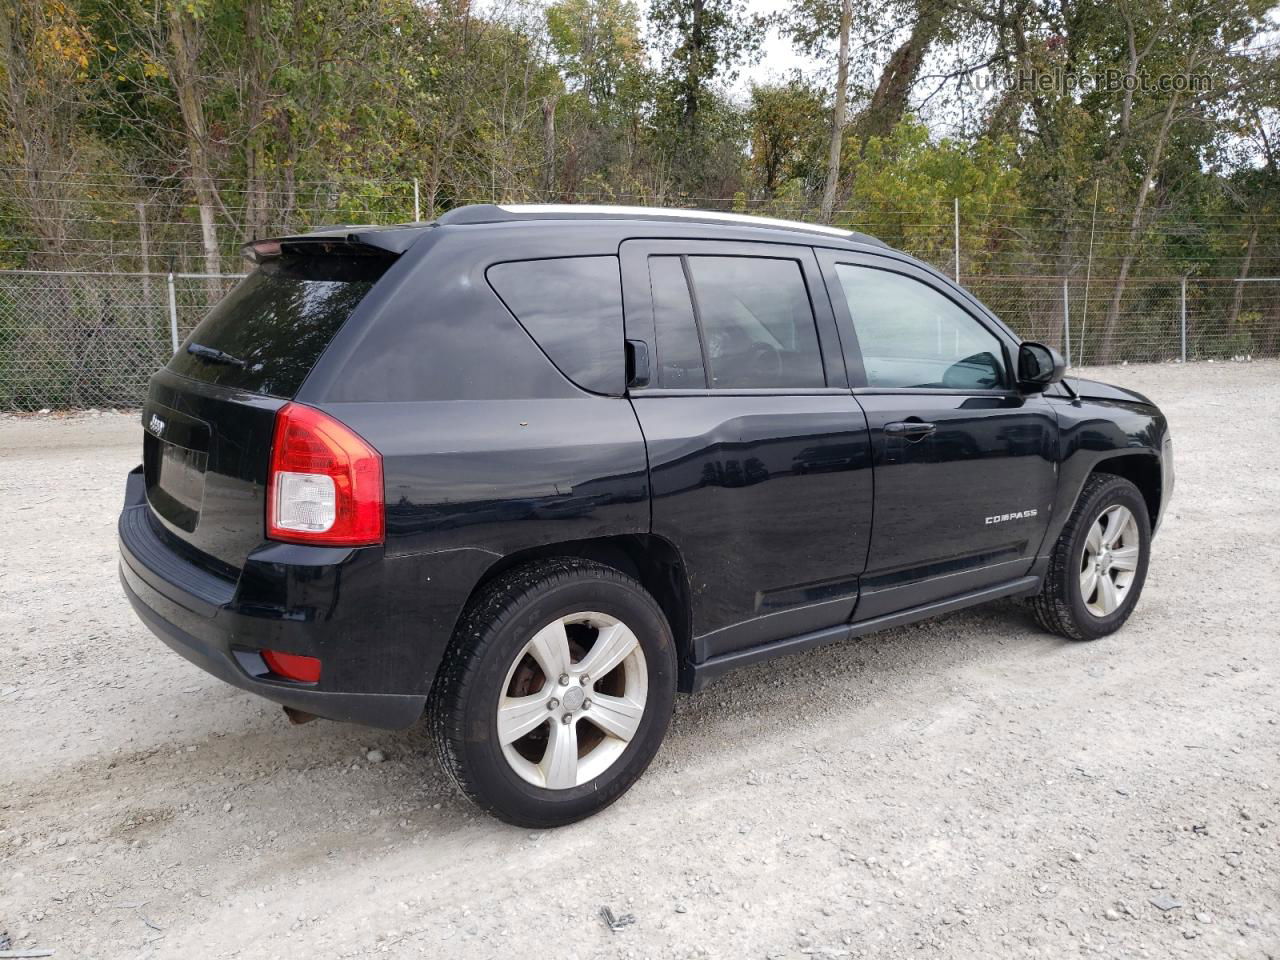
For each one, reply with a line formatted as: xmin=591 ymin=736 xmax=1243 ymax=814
xmin=148 ymin=413 xmax=166 ymax=437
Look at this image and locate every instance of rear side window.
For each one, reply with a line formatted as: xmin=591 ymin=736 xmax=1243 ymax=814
xmin=685 ymin=256 xmax=825 ymax=389
xmin=487 ymin=256 xmax=623 ymax=395
xmin=168 ymin=255 xmax=390 ymax=398
xmin=648 ymin=256 xmax=706 ymax=388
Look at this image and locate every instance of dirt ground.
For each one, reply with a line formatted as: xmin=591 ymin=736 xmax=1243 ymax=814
xmin=1 ymin=361 xmax=1277 ymax=960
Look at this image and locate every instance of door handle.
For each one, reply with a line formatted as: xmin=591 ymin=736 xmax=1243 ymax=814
xmin=884 ymin=420 xmax=936 ymax=440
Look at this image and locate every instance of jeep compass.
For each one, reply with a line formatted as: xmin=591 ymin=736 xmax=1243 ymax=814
xmin=119 ymin=204 xmax=1173 ymax=825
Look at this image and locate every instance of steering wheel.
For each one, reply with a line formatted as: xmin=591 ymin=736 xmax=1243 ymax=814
xmin=942 ymin=351 xmax=1001 ymax=389
xmin=748 ymin=341 xmax=782 ymax=383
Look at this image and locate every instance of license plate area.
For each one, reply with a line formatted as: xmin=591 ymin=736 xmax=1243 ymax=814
xmin=143 ymin=404 xmax=210 ymax=533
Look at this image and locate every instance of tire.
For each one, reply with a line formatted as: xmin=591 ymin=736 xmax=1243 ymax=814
xmin=429 ymin=558 xmax=677 ymax=827
xmin=1031 ymin=473 xmax=1151 ymax=641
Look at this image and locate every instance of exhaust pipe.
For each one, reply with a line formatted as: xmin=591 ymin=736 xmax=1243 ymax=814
xmin=282 ymin=705 xmax=319 ymax=725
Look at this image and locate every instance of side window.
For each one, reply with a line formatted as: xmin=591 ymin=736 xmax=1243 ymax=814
xmin=648 ymin=256 xmax=706 ymax=388
xmin=834 ymin=264 xmax=1007 ymax=390
xmin=684 ymin=256 xmax=825 ymax=389
xmin=487 ymin=256 xmax=623 ymax=394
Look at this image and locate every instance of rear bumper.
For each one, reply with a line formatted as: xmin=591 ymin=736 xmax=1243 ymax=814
xmin=118 ymin=468 xmax=427 ymax=729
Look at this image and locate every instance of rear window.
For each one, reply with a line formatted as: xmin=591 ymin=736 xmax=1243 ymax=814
xmin=486 ymin=256 xmax=623 ymax=395
xmin=168 ymin=255 xmax=391 ymax=397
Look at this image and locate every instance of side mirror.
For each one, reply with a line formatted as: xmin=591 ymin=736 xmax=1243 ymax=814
xmin=1018 ymin=341 xmax=1065 ymax=390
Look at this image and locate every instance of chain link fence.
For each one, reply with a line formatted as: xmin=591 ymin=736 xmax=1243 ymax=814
xmin=0 ymin=268 xmax=1276 ymax=410
xmin=0 ymin=270 xmax=241 ymax=409
xmin=968 ymin=275 xmax=1280 ymax=366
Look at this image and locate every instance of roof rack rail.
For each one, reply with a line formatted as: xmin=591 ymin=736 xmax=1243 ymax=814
xmin=436 ymin=203 xmax=884 ymax=245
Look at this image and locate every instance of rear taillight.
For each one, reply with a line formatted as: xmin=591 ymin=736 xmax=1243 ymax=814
xmin=267 ymin=402 xmax=384 ymax=546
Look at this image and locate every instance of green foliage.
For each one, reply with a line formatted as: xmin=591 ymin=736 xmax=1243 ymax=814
xmin=747 ymin=78 xmax=828 ymax=197
xmin=847 ymin=119 xmax=1022 ymax=272
xmin=0 ymin=0 xmax=1274 ymax=284
xmin=647 ymin=0 xmax=760 ymax=190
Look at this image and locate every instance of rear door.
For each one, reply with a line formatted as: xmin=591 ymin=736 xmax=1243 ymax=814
xmin=817 ymin=250 xmax=1058 ymax=619
xmin=144 ymin=253 xmax=395 ymax=572
xmin=621 ymin=239 xmax=873 ymax=661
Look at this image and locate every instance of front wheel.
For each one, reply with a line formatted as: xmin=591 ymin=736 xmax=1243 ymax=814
xmin=1031 ymin=473 xmax=1152 ymax=641
xmin=430 ymin=559 xmax=677 ymax=827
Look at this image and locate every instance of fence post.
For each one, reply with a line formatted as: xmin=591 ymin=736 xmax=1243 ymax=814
xmin=137 ymin=202 xmax=152 ymax=302
xmin=953 ymin=197 xmax=960 ymax=283
xmin=167 ymin=272 xmax=180 ymax=354
xmin=413 ymin=178 xmax=421 ymax=222
xmin=1062 ymin=278 xmax=1071 ymax=367
xmin=1180 ymin=277 xmax=1187 ymax=362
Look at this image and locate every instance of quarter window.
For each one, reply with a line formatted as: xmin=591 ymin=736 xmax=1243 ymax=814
xmin=834 ymin=265 xmax=1007 ymax=390
xmin=487 ymin=256 xmax=623 ymax=394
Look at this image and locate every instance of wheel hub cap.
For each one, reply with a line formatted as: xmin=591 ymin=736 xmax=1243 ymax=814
xmin=561 ymin=685 xmax=585 ymax=712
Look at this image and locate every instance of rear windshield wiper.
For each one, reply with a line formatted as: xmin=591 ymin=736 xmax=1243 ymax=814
xmin=186 ymin=342 xmax=245 ymax=367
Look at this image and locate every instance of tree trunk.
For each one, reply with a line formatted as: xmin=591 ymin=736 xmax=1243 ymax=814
xmin=681 ymin=0 xmax=706 ymax=138
xmin=857 ymin=0 xmax=945 ymax=149
xmin=1095 ymin=94 xmax=1179 ymax=365
xmin=1228 ymin=224 xmax=1257 ymax=331
xmin=168 ymin=3 xmax=223 ymax=282
xmin=0 ymin=0 xmax=76 ymax=267
xmin=242 ymin=0 xmax=272 ymax=241
xmin=820 ymin=0 xmax=853 ymax=224
xmin=541 ymin=95 xmax=558 ymax=199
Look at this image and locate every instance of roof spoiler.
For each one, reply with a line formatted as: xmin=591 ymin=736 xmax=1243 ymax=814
xmin=241 ymin=224 xmax=432 ymax=263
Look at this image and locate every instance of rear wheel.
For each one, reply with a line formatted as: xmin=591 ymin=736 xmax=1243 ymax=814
xmin=430 ymin=559 xmax=677 ymax=826
xmin=1032 ymin=473 xmax=1151 ymax=641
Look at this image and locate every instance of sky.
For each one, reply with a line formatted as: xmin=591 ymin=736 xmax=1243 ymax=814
xmin=736 ymin=0 xmax=826 ymax=97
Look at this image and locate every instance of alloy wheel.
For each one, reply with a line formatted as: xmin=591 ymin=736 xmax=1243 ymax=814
xmin=496 ymin=612 xmax=648 ymax=789
xmin=1080 ymin=504 xmax=1140 ymax=617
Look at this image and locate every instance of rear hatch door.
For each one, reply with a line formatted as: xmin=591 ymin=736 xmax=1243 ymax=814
xmin=142 ymin=253 xmax=394 ymax=572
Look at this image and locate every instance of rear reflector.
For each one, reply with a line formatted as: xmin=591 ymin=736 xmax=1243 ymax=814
xmin=267 ymin=402 xmax=384 ymax=546
xmin=262 ymin=650 xmax=322 ymax=684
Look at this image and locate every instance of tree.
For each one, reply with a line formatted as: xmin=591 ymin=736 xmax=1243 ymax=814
xmin=546 ymin=0 xmax=651 ymax=197
xmin=819 ymin=0 xmax=851 ymax=221
xmin=747 ymin=78 xmax=826 ymax=199
xmin=648 ymin=0 xmax=758 ymax=190
xmin=0 ymin=0 xmax=92 ymax=265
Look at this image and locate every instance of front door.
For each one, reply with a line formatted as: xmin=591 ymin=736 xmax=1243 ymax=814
xmin=621 ymin=239 xmax=874 ymax=661
xmin=818 ymin=251 xmax=1059 ymax=620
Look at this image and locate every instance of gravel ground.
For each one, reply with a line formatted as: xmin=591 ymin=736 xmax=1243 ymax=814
xmin=1 ymin=361 xmax=1278 ymax=960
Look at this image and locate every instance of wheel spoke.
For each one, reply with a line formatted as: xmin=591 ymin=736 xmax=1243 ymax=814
xmin=526 ymin=618 xmax=572 ymax=680
xmin=1080 ymin=566 xmax=1099 ymax=602
xmin=1110 ymin=545 xmax=1140 ymax=572
xmin=497 ymin=691 xmax=552 ymax=745
xmin=540 ymin=718 xmax=579 ymax=789
xmin=587 ymin=693 xmax=644 ymax=743
xmin=576 ymin=621 xmax=639 ymax=680
xmin=1101 ymin=506 xmax=1130 ymax=548
xmin=1096 ymin=572 xmax=1119 ymax=613
xmin=1085 ymin=520 xmax=1103 ymax=556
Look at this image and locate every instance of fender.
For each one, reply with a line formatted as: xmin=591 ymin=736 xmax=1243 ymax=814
xmin=1034 ymin=388 xmax=1170 ymax=568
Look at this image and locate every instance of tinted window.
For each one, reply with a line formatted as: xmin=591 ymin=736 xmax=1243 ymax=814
xmin=487 ymin=256 xmax=623 ymax=394
xmin=168 ymin=255 xmax=390 ymax=398
xmin=648 ymin=256 xmax=706 ymax=388
xmin=685 ymin=256 xmax=825 ymax=389
xmin=835 ymin=265 xmax=1007 ymax=390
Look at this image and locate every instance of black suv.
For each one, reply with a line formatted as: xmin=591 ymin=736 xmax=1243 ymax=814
xmin=119 ymin=204 xmax=1173 ymax=825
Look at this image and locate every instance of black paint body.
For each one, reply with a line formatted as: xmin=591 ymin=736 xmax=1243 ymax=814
xmin=119 ymin=209 xmax=1172 ymax=728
